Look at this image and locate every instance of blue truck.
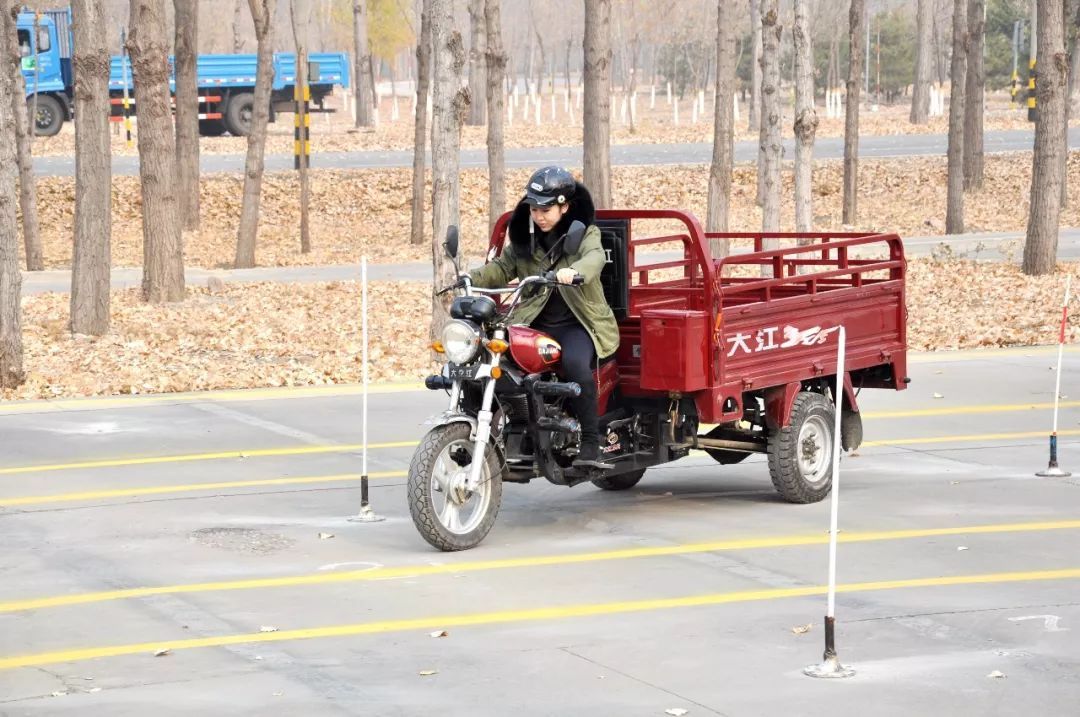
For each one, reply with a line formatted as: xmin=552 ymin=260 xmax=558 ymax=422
xmin=17 ymin=8 xmax=350 ymax=137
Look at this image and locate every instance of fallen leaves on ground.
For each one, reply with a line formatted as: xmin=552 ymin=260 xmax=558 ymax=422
xmin=5 ymin=256 xmax=1080 ymax=401
xmin=23 ymin=152 xmax=1080 ymax=271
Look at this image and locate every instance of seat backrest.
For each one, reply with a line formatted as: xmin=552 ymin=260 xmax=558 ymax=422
xmin=595 ymin=218 xmax=630 ymax=321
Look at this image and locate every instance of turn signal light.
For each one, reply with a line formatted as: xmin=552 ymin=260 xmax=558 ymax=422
xmin=487 ymin=339 xmax=509 ymax=353
xmin=490 ymin=366 xmax=503 ymax=379
xmin=431 ymin=340 xmax=445 ymax=353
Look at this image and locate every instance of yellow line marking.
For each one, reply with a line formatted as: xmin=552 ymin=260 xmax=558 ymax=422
xmin=3 ymin=567 xmax=1078 ymax=670
xmin=0 ymin=441 xmax=418 ymax=476
xmin=0 ymin=382 xmax=427 ymax=415
xmin=2 ymin=519 xmax=1077 ymax=614
xmin=863 ymin=401 xmax=1080 ymax=420
xmin=2 ymin=426 xmax=1077 ymax=508
xmin=3 ymin=401 xmax=1074 ymax=477
xmin=0 ymin=471 xmax=406 ymax=508
xmin=863 ymin=429 xmax=1080 ymax=447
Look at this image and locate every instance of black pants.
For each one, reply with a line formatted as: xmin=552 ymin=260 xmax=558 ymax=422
xmin=536 ymin=323 xmax=599 ymax=443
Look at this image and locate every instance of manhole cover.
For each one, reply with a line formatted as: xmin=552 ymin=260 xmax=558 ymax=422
xmin=189 ymin=527 xmax=295 ymax=554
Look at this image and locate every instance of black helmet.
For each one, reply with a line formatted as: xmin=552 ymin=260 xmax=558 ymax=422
xmin=524 ymin=166 xmax=576 ymax=207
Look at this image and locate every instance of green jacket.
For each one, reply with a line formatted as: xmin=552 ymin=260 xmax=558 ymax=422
xmin=469 ymin=224 xmax=620 ymax=359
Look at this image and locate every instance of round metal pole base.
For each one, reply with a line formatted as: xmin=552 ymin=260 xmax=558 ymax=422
xmin=803 ymin=655 xmax=855 ymax=679
xmin=1036 ymin=465 xmax=1072 ymax=477
xmin=347 ymin=505 xmax=386 ymax=523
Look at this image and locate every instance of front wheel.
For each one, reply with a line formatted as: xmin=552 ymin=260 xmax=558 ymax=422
xmin=408 ymin=422 xmax=503 ymax=551
xmin=767 ymin=392 xmax=835 ymax=504
xmin=30 ymin=94 xmax=64 ymax=136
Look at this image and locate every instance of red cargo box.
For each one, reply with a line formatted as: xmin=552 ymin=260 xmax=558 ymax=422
xmin=640 ymin=309 xmax=709 ymax=392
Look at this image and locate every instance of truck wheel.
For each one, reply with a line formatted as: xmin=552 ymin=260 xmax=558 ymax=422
xmin=592 ymin=469 xmax=645 ymax=491
xmin=199 ymin=118 xmax=227 ymax=136
xmin=408 ymin=422 xmax=503 ymax=552
xmin=223 ymin=92 xmax=255 ymax=136
xmin=30 ymin=95 xmax=64 ymax=137
xmin=767 ymin=392 xmax=834 ymax=504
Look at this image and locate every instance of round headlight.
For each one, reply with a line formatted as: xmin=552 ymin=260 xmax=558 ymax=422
xmin=441 ymin=320 xmax=481 ymax=364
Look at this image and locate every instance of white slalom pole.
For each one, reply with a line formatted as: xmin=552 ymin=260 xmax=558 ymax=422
xmin=650 ymin=84 xmax=656 ymax=109
xmin=1038 ymin=275 xmax=1073 ymax=477
xmin=804 ymin=325 xmax=854 ymax=678
xmin=350 ymin=256 xmax=384 ymax=523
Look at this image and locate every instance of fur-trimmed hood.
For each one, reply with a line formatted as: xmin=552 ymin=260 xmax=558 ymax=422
xmin=506 ymin=181 xmax=596 ymax=255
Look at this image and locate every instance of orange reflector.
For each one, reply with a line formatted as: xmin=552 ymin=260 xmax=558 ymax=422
xmin=487 ymin=339 xmax=509 ymax=353
xmin=431 ymin=341 xmax=445 ymax=353
xmin=490 ymin=366 xmax=503 ymax=379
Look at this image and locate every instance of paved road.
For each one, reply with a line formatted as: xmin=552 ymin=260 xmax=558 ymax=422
xmin=1 ymin=347 xmax=1079 ymax=714
xmin=20 ymin=228 xmax=1080 ymax=295
xmin=31 ymin=127 xmax=1080 ymax=176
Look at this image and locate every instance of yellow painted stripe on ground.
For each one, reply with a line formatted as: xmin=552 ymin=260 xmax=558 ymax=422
xmin=0 ymin=441 xmax=418 ymax=476
xmin=862 ymin=429 xmax=1080 ymax=447
xmin=2 ymin=567 xmax=1077 ymax=670
xmin=2 ymin=426 xmax=1077 ymax=508
xmin=863 ymin=400 xmax=1080 ymax=420
xmin=3 ymin=402 xmax=1075 ymax=478
xmin=0 ymin=471 xmax=406 ymax=508
xmin=2 ymin=519 xmax=1077 ymax=614
xmin=0 ymin=382 xmax=427 ymax=415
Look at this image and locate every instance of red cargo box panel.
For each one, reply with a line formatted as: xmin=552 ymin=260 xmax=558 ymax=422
xmin=639 ymin=310 xmax=709 ymax=392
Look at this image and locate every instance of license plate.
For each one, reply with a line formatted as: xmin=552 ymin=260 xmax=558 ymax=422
xmin=447 ymin=363 xmax=479 ymax=380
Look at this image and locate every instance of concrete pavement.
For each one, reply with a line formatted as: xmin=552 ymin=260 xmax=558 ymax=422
xmin=1 ymin=346 xmax=1079 ymax=714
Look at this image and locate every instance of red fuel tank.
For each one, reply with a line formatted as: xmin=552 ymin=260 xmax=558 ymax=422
xmin=508 ymin=325 xmax=562 ymax=374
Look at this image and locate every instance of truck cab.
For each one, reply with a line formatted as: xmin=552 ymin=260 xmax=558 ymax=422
xmin=17 ymin=10 xmax=70 ymax=136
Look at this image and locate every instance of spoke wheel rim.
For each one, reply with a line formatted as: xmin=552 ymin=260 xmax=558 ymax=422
xmin=430 ymin=438 xmax=490 ymax=536
xmin=797 ymin=415 xmax=832 ymax=487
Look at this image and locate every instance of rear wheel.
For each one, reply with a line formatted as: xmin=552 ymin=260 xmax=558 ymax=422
xmin=223 ymin=92 xmax=255 ymax=136
xmin=767 ymin=392 xmax=835 ymax=504
xmin=408 ymin=422 xmax=503 ymax=551
xmin=30 ymin=94 xmax=64 ymax=136
xmin=592 ymin=469 xmax=645 ymax=491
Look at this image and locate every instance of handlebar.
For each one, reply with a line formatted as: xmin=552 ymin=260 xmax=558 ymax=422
xmin=437 ymin=272 xmax=584 ymax=299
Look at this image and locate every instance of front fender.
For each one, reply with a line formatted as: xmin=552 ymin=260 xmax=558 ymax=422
xmin=423 ymin=411 xmax=479 ymax=439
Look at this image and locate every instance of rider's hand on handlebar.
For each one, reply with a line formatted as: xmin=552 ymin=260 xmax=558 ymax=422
xmin=555 ymin=268 xmax=580 ymax=285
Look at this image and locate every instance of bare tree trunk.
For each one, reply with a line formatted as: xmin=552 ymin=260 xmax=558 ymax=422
xmin=945 ymin=0 xmax=968 ymax=234
xmin=174 ymin=0 xmax=200 ymax=231
xmin=484 ymin=0 xmax=506 ymax=234
xmin=0 ymin=0 xmax=23 ymax=387
xmin=466 ymin=0 xmax=486 ymax=125
xmin=911 ymin=0 xmax=933 ymax=123
xmin=706 ymin=0 xmax=736 ymax=257
xmin=233 ymin=0 xmax=244 ymax=52
xmin=963 ymin=0 xmax=984 ymax=191
xmin=842 ymin=0 xmax=863 ymax=225
xmin=353 ymin=0 xmax=373 ymax=126
xmin=2 ymin=4 xmax=42 ymax=270
xmin=410 ymin=0 xmax=432 ymax=245
xmin=748 ymin=0 xmax=761 ymax=131
xmin=759 ymin=0 xmax=781 ymax=234
xmin=583 ymin=0 xmax=612 ymax=208
xmin=1023 ymin=0 xmax=1068 ymax=276
xmin=128 ymin=0 xmax=185 ymax=302
xmin=292 ymin=0 xmax=312 ymax=254
xmin=234 ymin=0 xmax=276 ymax=268
xmin=70 ymin=0 xmax=112 ymax=335
xmin=429 ymin=0 xmax=467 ymax=342
xmin=793 ymin=0 xmax=817 ymax=234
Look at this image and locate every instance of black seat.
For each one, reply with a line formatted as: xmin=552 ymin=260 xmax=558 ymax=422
xmin=595 ymin=218 xmax=630 ymax=321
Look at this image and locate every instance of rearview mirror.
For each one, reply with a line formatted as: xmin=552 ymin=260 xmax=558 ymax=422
xmin=444 ymin=226 xmax=459 ymax=260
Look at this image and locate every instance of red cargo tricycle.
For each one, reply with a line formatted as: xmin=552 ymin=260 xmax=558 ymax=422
xmin=409 ymin=209 xmax=908 ymax=551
